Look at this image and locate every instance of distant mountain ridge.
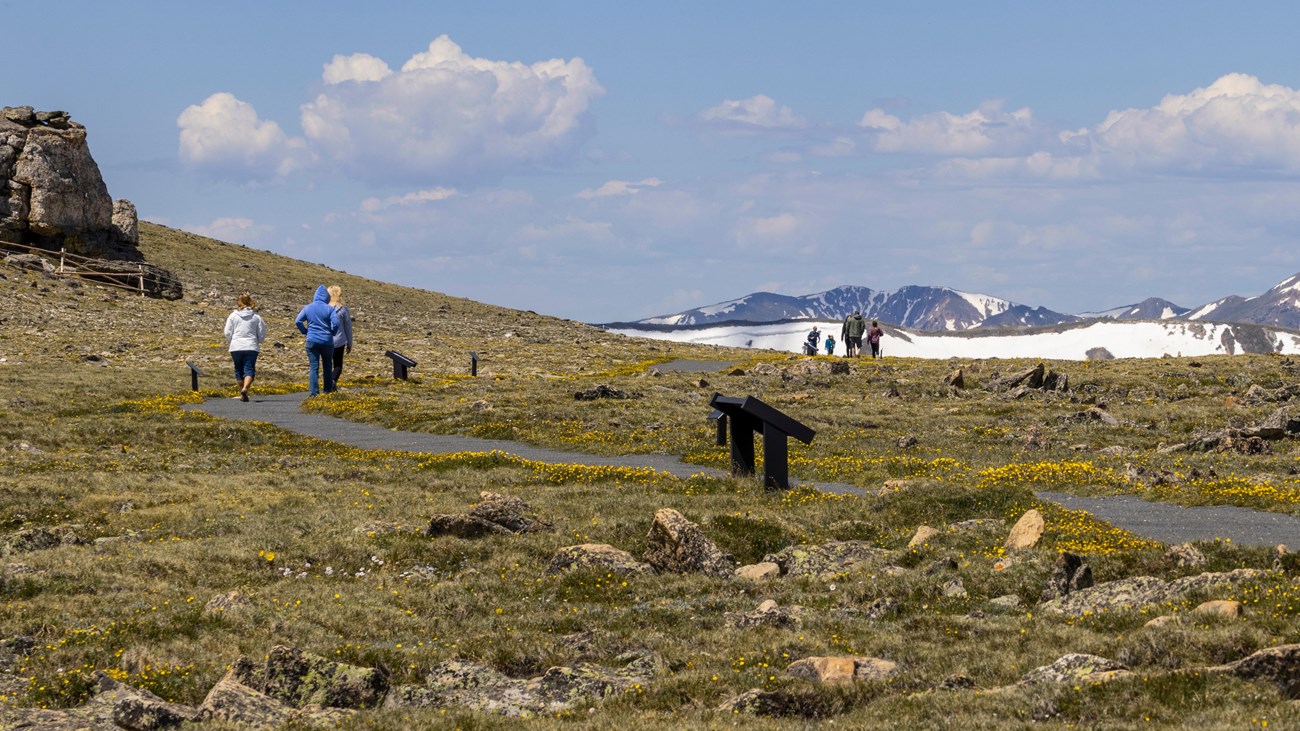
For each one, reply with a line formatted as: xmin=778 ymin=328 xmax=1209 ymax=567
xmin=630 ymin=274 xmax=1300 ymax=332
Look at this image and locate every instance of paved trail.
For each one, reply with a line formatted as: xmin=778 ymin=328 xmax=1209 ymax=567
xmin=190 ymin=392 xmax=1300 ymax=548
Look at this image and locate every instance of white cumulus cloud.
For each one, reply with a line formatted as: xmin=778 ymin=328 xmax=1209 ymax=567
xmin=1079 ymin=73 xmax=1300 ymax=174
xmin=576 ymin=178 xmax=663 ymax=199
xmin=299 ymin=35 xmax=604 ymax=184
xmin=360 ymin=187 xmax=458 ymax=212
xmin=859 ymin=100 xmax=1038 ymax=155
xmin=177 ymin=93 xmax=308 ymax=177
xmin=190 ymin=216 xmax=271 ymax=245
xmin=700 ymin=94 xmax=807 ymax=130
xmin=181 ymin=36 xmax=603 ymax=185
xmin=323 ymin=53 xmax=393 ymax=84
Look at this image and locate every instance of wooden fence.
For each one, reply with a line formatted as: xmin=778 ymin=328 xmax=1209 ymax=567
xmin=0 ymin=239 xmax=148 ymax=295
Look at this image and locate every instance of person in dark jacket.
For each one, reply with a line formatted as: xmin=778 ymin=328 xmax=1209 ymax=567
xmin=295 ymin=285 xmax=340 ymax=396
xmin=843 ymin=310 xmax=866 ymax=357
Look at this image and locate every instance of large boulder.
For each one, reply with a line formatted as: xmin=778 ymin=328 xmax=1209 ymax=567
xmin=1 ymin=107 xmax=134 ymax=258
xmin=642 ymin=508 xmax=734 ymax=578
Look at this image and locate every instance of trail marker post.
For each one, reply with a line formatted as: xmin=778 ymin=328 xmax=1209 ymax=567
xmin=707 ymin=392 xmax=815 ymax=490
xmin=384 ymin=350 xmax=417 ymax=380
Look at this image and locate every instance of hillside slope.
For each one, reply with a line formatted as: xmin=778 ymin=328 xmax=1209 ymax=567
xmin=1 ymin=222 xmax=732 ymax=392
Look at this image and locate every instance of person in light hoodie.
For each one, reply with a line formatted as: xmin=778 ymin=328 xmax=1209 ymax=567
xmin=327 ymin=285 xmax=353 ymax=388
xmin=295 ymin=285 xmax=340 ymax=396
xmin=223 ymin=292 xmax=267 ymax=402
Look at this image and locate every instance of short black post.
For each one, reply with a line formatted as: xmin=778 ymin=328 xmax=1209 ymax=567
xmin=708 ymin=409 xmax=728 ymax=446
xmin=763 ymin=425 xmax=791 ymax=490
xmin=186 ymin=361 xmax=204 ymax=391
xmin=384 ymin=350 xmax=417 ymax=380
xmin=470 ymin=351 xmax=478 ymax=377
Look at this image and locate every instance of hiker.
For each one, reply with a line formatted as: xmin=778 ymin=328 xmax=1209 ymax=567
xmin=295 ymin=285 xmax=340 ymax=396
xmin=223 ymin=292 xmax=266 ymax=402
xmin=824 ymin=334 xmax=836 ymax=356
xmin=869 ymin=320 xmax=884 ymax=358
xmin=804 ymin=326 xmax=821 ymax=356
xmin=843 ymin=309 xmax=866 ymax=357
xmin=328 ymin=285 xmax=354 ymax=388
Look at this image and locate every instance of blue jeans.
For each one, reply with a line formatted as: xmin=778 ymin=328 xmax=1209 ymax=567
xmin=306 ymin=341 xmax=335 ymax=395
xmin=231 ymin=350 xmax=258 ymax=381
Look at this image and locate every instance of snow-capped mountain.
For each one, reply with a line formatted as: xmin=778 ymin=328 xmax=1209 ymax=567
xmin=607 ymin=319 xmax=1300 ymax=360
xmin=1082 ymin=297 xmax=1190 ymax=321
xmin=1184 ymin=273 xmax=1300 ymax=329
xmin=628 ymin=273 xmax=1300 ymax=333
xmin=635 ymin=284 xmax=1076 ymax=332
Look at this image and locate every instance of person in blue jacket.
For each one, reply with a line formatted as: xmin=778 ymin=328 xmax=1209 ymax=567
xmin=295 ymin=285 xmax=340 ymax=396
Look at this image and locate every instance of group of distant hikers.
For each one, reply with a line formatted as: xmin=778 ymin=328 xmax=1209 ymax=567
xmin=221 ymin=284 xmax=355 ymax=401
xmin=804 ymin=310 xmax=883 ymax=358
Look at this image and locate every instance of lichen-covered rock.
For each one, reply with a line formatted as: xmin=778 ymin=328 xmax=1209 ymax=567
xmin=1040 ymin=569 xmax=1268 ymax=617
xmin=908 ymin=525 xmax=940 ymax=547
xmin=715 ymin=687 xmax=811 ymax=717
xmin=1208 ymin=643 xmax=1300 ymax=698
xmin=2 ymin=524 xmax=84 ymax=555
xmin=467 ymin=492 xmax=553 ymax=534
xmin=724 ymin=600 xmax=803 ymax=629
xmin=426 ymin=513 xmax=512 ymax=539
xmin=199 ymin=671 xmax=295 ymax=728
xmin=546 ymin=544 xmax=652 ymax=575
xmin=1020 ymin=654 xmax=1127 ymax=684
xmin=763 ymin=540 xmax=891 ymax=578
xmin=230 ymin=645 xmax=388 ymax=709
xmin=1164 ymin=543 xmax=1206 ymax=567
xmin=112 ymin=199 xmax=138 ymax=245
xmin=642 ymin=508 xmax=734 ymax=578
xmin=421 ymin=652 xmax=662 ymax=717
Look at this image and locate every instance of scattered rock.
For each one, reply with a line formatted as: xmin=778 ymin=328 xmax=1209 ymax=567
xmin=941 ymin=578 xmax=968 ymax=599
xmin=546 ymin=544 xmax=652 ymax=575
xmin=787 ymin=656 xmax=898 ymax=684
xmin=642 ymin=508 xmax=734 ymax=578
xmin=735 ymin=562 xmax=781 ymax=581
xmin=991 ymin=595 xmax=1023 ymax=609
xmin=205 ymin=590 xmax=250 ymax=613
xmin=1207 ymin=643 xmax=1300 ymax=698
xmin=1193 ymin=600 xmax=1245 ymax=619
xmin=895 ymin=434 xmax=918 ymax=448
xmin=574 ymin=385 xmax=635 ymax=400
xmin=1065 ymin=407 xmax=1118 ymax=426
xmin=1041 ymin=569 xmax=1269 ymax=617
xmin=1041 ymin=552 xmax=1093 ymax=601
xmin=426 ymin=513 xmax=512 ymax=539
xmin=944 ymin=368 xmax=964 ymax=389
xmin=1144 ymin=615 xmax=1181 ymax=629
xmin=1 ymin=524 xmax=84 ymax=555
xmin=467 ymin=492 xmax=554 ymax=534
xmin=714 ymin=688 xmax=811 ymax=717
xmin=1163 ymin=543 xmax=1206 ymax=568
xmin=1020 ymin=654 xmax=1127 ymax=684
xmin=861 ymin=597 xmax=901 ymax=620
xmin=763 ymin=541 xmax=892 ymax=578
xmin=724 ymin=600 xmax=803 ymax=629
xmin=1004 ymin=509 xmax=1045 ymax=550
xmin=909 ymin=522 xmax=941 ymax=546
xmin=230 ymin=645 xmax=389 ymax=709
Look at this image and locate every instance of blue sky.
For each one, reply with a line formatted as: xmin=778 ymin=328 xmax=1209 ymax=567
xmin=13 ymin=1 xmax=1300 ymax=321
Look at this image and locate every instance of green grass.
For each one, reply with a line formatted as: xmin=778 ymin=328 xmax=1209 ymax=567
xmin=2 ymin=224 xmax=1300 ymax=728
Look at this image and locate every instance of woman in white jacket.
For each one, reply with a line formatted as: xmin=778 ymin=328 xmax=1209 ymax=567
xmin=223 ymin=292 xmax=267 ymax=402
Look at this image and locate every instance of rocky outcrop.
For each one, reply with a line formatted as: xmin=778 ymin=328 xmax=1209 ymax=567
xmin=546 ymin=544 xmax=653 ymax=575
xmin=229 ymin=645 xmax=389 ymax=709
xmin=387 ymin=651 xmax=663 ymax=717
xmin=427 ymin=492 xmax=554 ymax=539
xmin=1 ymin=106 xmax=138 ymax=260
xmin=763 ymin=540 xmax=892 ymax=578
xmin=1040 ymin=569 xmax=1269 ymax=617
xmin=642 ymin=508 xmax=734 ymax=577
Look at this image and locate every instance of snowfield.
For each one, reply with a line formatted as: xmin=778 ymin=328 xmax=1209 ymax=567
xmin=608 ymin=319 xmax=1300 ymax=360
